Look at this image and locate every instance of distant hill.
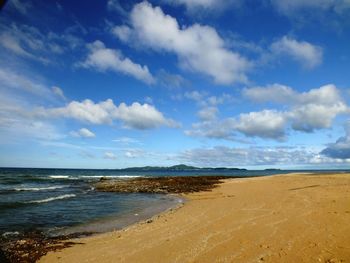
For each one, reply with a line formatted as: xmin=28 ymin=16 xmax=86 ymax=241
xmin=119 ymin=164 xmax=247 ymax=171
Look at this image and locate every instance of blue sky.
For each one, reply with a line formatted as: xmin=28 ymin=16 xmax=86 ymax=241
xmin=0 ymin=0 xmax=349 ymax=169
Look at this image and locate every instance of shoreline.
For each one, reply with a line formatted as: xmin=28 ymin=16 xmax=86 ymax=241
xmin=39 ymin=172 xmax=350 ymax=262
xmin=0 ymin=193 xmax=185 ymax=263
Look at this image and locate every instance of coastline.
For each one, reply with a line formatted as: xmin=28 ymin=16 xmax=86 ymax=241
xmin=40 ymin=172 xmax=350 ymax=263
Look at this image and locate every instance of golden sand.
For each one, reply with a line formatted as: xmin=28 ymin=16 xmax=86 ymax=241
xmin=40 ymin=173 xmax=350 ymax=263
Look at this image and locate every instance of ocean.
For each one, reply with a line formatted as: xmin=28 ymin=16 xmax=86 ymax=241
xmin=0 ymin=167 xmax=348 ymax=238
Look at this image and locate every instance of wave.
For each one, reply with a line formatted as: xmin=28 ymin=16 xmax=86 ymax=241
xmin=26 ymin=194 xmax=76 ymax=204
xmin=14 ymin=185 xmax=67 ymax=191
xmin=80 ymin=175 xmax=143 ymax=179
xmin=49 ymin=175 xmax=70 ymax=179
xmin=2 ymin=231 xmax=19 ymax=237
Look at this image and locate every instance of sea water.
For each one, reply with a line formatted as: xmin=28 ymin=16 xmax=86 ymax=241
xmin=0 ymin=167 xmax=347 ymax=237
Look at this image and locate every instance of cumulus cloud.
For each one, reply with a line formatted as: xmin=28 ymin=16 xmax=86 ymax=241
xmin=288 ymin=103 xmax=347 ymax=132
xmin=80 ymin=40 xmax=155 ymax=84
xmin=70 ymin=128 xmax=96 ymax=138
xmin=37 ymin=99 xmax=179 ymax=130
xmin=244 ymin=84 xmax=348 ymax=133
xmin=186 ymin=84 xmax=348 ymax=141
xmin=235 ymin=110 xmax=287 ymax=140
xmin=178 ymin=146 xmax=323 ymax=167
xmin=244 ymin=84 xmax=343 ymax=105
xmin=112 ymin=1 xmax=250 ymax=84
xmin=321 ymin=122 xmax=350 ymax=159
xmin=271 ymin=36 xmax=323 ymax=69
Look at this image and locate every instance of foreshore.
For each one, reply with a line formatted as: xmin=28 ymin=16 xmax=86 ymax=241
xmin=39 ymin=173 xmax=350 ymax=263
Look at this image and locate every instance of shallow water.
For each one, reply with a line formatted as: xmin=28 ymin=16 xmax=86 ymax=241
xmin=0 ymin=168 xmax=183 ymax=237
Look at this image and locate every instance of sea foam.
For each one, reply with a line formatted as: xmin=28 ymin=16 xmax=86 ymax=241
xmin=80 ymin=175 xmax=142 ymax=179
xmin=26 ymin=194 xmax=76 ymax=204
xmin=49 ymin=175 xmax=70 ymax=179
xmin=14 ymin=185 xmax=66 ymax=191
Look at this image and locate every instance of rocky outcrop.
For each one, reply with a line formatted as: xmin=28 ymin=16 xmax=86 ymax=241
xmin=94 ymin=176 xmax=236 ymax=194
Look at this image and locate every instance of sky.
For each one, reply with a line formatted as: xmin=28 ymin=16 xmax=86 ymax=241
xmin=0 ymin=0 xmax=350 ymax=169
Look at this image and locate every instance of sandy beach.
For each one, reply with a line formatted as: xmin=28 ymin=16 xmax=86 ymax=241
xmin=39 ymin=173 xmax=350 ymax=263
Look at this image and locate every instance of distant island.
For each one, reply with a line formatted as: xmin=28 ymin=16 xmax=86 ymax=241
xmin=118 ymin=164 xmax=248 ymax=171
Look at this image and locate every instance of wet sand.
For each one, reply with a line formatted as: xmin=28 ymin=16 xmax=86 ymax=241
xmin=40 ymin=173 xmax=350 ymax=263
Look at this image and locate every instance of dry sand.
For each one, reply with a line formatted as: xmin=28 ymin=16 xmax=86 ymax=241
xmin=40 ymin=173 xmax=350 ymax=263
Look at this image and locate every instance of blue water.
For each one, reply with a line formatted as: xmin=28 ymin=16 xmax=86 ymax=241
xmin=0 ymin=167 xmax=348 ymax=237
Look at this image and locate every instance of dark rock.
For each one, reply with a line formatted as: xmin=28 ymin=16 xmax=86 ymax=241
xmin=94 ymin=176 xmax=237 ymax=194
xmin=99 ymin=176 xmax=110 ymax=182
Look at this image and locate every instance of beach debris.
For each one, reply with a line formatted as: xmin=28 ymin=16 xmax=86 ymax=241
xmin=0 ymin=231 xmax=93 ymax=263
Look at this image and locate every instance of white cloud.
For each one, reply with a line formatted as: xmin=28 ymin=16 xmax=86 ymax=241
xmin=235 ymin=110 xmax=287 ymax=140
xmin=0 ymin=23 xmax=84 ymax=64
xmin=243 ymin=84 xmax=296 ymax=104
xmin=270 ymin=0 xmax=350 ymax=15
xmin=107 ymin=0 xmax=128 ymax=16
xmin=197 ymin=106 xmax=218 ymax=121
xmin=51 ymin=86 xmax=66 ymax=101
xmin=244 ymin=84 xmax=343 ymax=105
xmin=80 ymin=40 xmax=155 ymax=84
xmin=112 ymin=1 xmax=250 ymax=84
xmin=70 ymin=128 xmax=96 ymax=138
xmin=289 ymin=103 xmax=347 ymax=132
xmin=38 ymin=99 xmax=179 ymax=130
xmin=0 ymin=117 xmax=63 ymax=142
xmin=271 ymin=36 xmax=323 ymax=69
xmin=0 ymin=69 xmax=70 ymax=143
xmin=44 ymin=99 xmax=116 ymax=125
xmin=157 ymin=70 xmax=187 ymax=89
xmin=0 ymin=93 xmax=63 ymax=143
xmin=112 ymin=25 xmax=132 ymax=42
xmin=184 ymin=90 xmax=207 ymax=102
xmin=6 ymin=0 xmax=32 ymax=14
xmin=185 ymin=118 xmax=236 ymax=140
xmin=178 ymin=146 xmax=323 ymax=167
xmin=113 ymin=137 xmax=140 ymax=144
xmin=114 ymin=102 xmax=179 ymax=129
xmin=321 ymin=121 xmax=350 ymax=159
xmin=164 ymin=0 xmax=237 ymax=10
xmin=297 ymin=84 xmax=342 ymax=105
xmin=124 ymin=148 xmax=144 ymax=158
xmin=244 ymin=84 xmax=348 ymax=133
xmin=184 ymin=90 xmax=233 ymax=107
xmin=104 ymin=151 xmax=117 ymax=160
xmin=0 ymin=68 xmax=53 ymax=99
xmin=187 ymin=84 xmax=348 ymax=141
